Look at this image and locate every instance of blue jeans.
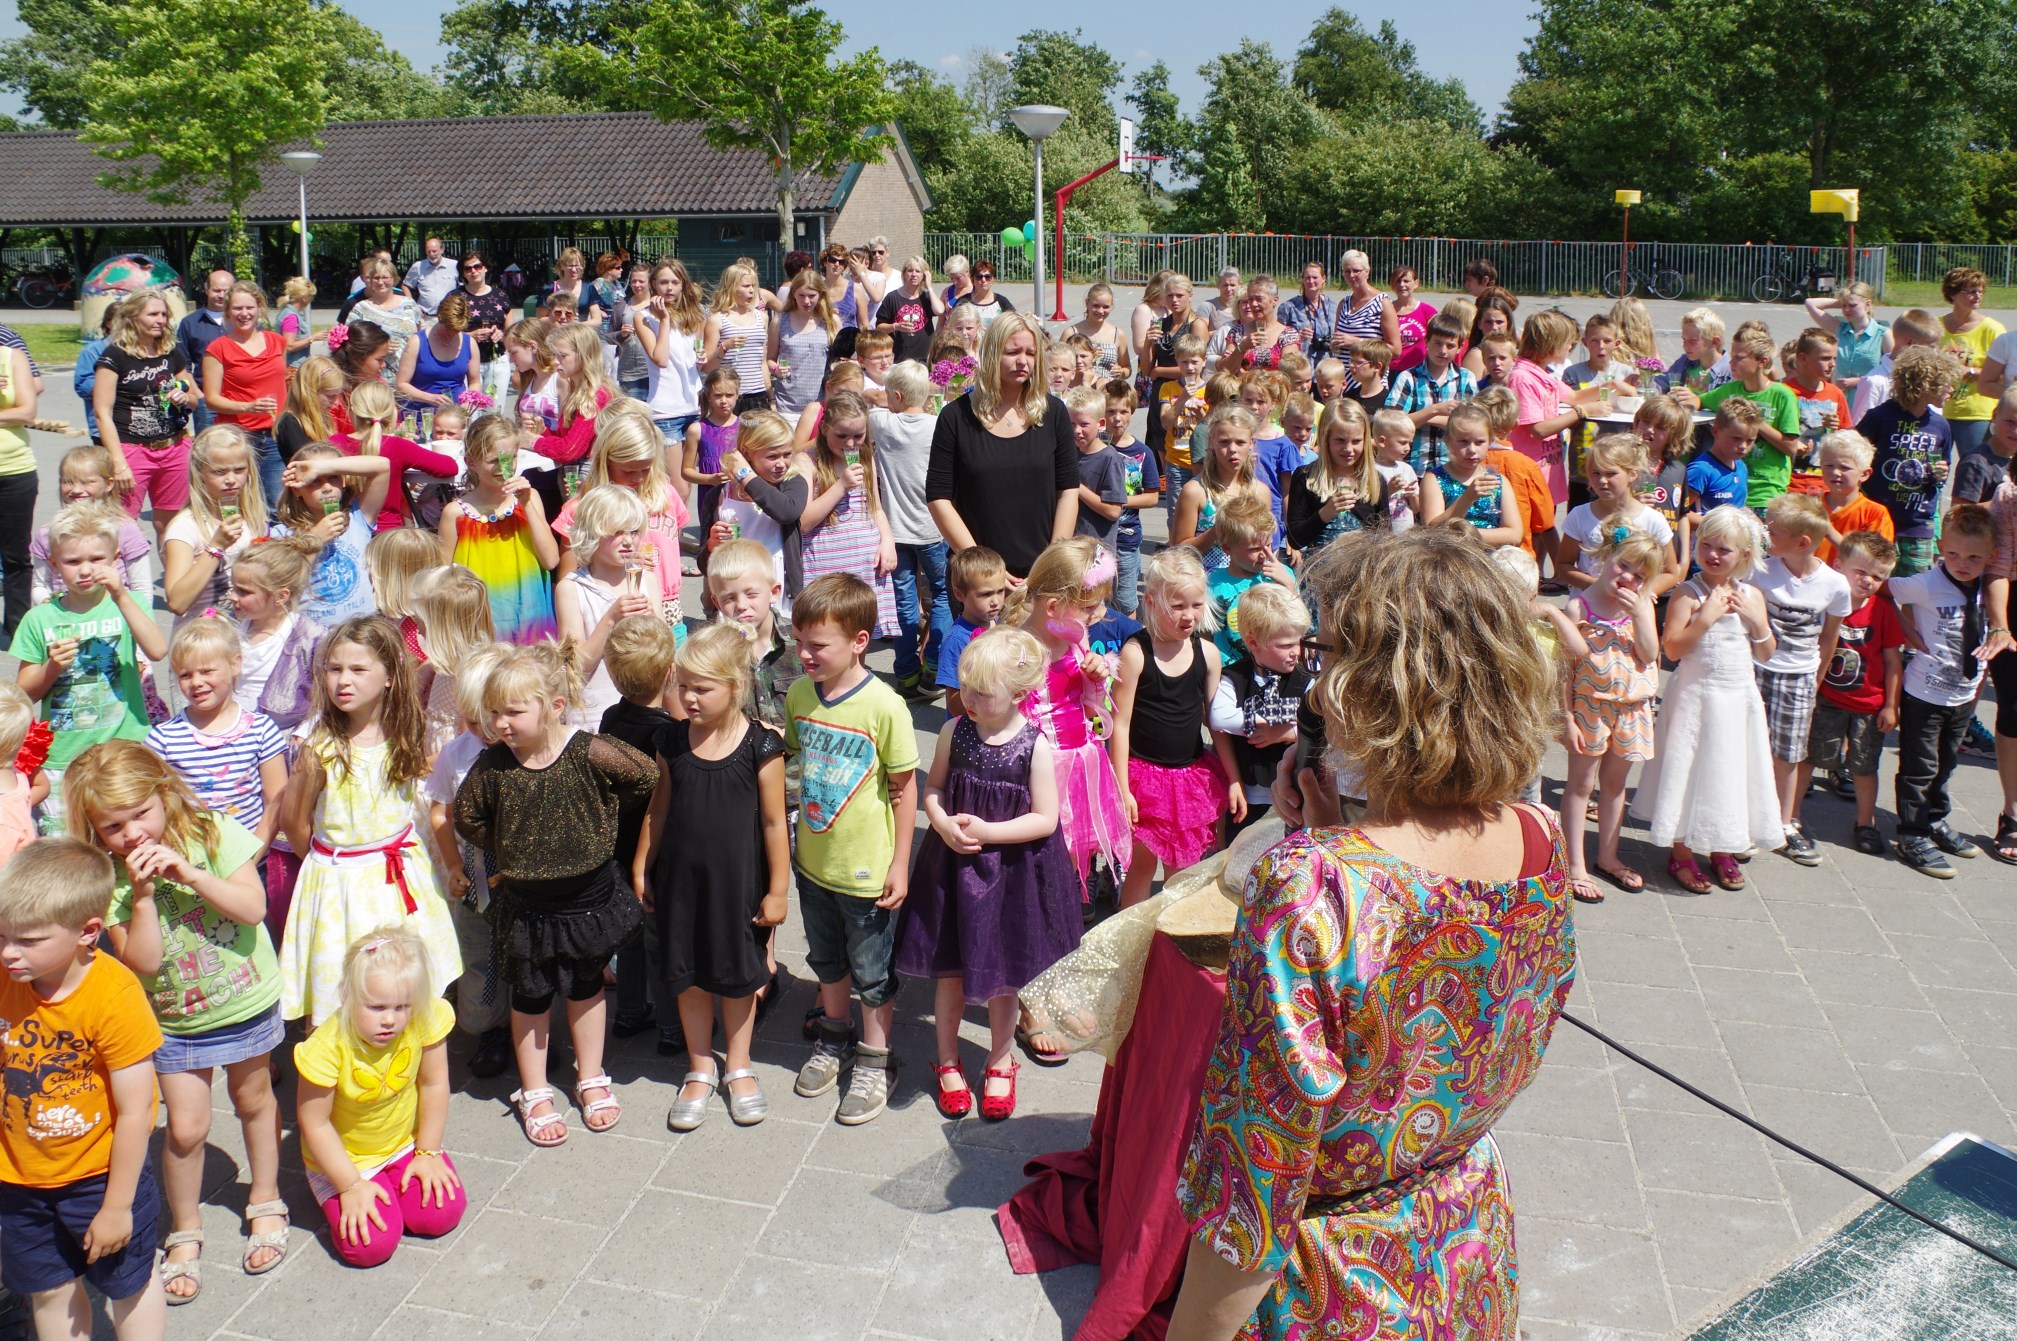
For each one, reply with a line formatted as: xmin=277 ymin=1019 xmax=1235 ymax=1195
xmin=798 ymin=875 xmax=899 ymax=1006
xmin=1114 ymin=545 xmax=1142 ymax=615
xmin=1164 ymin=462 xmax=1195 ymax=533
xmin=891 ymin=540 xmax=950 ymax=680
xmin=654 ymin=414 xmax=697 ymax=448
xmin=247 ymin=428 xmax=283 ymax=513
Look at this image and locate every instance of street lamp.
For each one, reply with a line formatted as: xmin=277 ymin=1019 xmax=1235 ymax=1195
xmin=1007 ymin=105 xmax=1069 ymax=320
xmin=279 ymin=150 xmax=322 ymax=284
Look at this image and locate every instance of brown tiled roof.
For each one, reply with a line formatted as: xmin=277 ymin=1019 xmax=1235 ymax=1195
xmin=0 ymin=112 xmax=851 ymax=226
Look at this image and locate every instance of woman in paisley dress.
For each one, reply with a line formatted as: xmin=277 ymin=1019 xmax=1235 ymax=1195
xmin=1169 ymin=526 xmax=1577 ymax=1341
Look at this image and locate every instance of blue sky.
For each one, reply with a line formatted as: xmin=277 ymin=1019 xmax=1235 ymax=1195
xmin=0 ymin=3 xmax=1540 ymax=125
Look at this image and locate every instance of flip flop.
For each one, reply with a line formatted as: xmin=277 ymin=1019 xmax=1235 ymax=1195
xmin=1992 ymin=816 xmax=2017 ymax=865
xmin=1569 ymin=876 xmax=1606 ymax=905
xmin=1595 ymin=863 xmax=1644 ymax=894
xmin=1710 ymin=853 xmax=1746 ymax=890
xmin=1667 ymin=854 xmax=1712 ymax=895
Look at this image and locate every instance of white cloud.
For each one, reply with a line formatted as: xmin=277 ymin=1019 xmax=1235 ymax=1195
xmin=938 ymin=52 xmax=963 ymax=69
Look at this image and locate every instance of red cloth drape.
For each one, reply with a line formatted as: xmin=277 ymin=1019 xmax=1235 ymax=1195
xmin=995 ymin=932 xmax=1229 ymax=1341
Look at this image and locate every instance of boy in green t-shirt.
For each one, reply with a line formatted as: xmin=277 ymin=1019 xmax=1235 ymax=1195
xmin=784 ymin=575 xmax=918 ymax=1126
xmin=9 ymin=506 xmax=167 ymax=810
xmin=1699 ymin=327 xmax=1803 ymax=511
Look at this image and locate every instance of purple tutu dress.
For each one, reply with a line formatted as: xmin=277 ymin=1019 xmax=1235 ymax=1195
xmin=896 ymin=716 xmax=1083 ymax=1004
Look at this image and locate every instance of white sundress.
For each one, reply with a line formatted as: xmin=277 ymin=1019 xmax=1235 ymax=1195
xmin=1628 ymin=580 xmax=1783 ymax=854
xmin=278 ymin=738 xmax=462 ymax=1025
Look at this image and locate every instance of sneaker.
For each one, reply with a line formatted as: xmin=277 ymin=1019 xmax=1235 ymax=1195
xmin=795 ymin=1021 xmax=856 ymax=1098
xmin=610 ymin=1011 xmax=657 ymax=1039
xmin=1929 ymin=821 xmax=1980 ymax=859
xmin=1779 ymin=826 xmax=1821 ymax=866
xmin=1895 ymin=835 xmax=1955 ymax=879
xmin=836 ymin=1046 xmax=892 ymax=1125
xmin=1852 ymin=824 xmax=1887 ymax=856
xmin=656 ymin=1027 xmax=686 ymax=1057
xmin=1962 ymin=718 xmax=1996 ymax=756
xmin=1833 ymin=770 xmax=1857 ymax=800
xmin=894 ymin=669 xmax=927 ymax=700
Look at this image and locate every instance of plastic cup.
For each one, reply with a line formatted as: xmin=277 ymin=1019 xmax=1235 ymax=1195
xmin=844 ymin=449 xmax=861 ymax=466
xmin=726 ymin=520 xmax=741 ymax=542
xmin=321 ymin=497 xmax=340 ymax=516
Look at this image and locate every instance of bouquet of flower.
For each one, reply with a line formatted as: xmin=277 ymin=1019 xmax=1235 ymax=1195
xmin=326 ymin=322 xmax=351 ymax=352
xmin=1634 ymin=355 xmax=1667 ymax=393
xmin=929 ymin=353 xmax=978 ymax=402
xmin=457 ymin=389 xmax=496 ymax=410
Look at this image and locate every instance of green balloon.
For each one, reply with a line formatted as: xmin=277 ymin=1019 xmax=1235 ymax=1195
xmin=999 ymin=225 xmax=1023 ymax=248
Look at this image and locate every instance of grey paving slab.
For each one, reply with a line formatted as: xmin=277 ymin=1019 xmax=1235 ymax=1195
xmin=1640 ymin=1190 xmax=1801 ymax=1292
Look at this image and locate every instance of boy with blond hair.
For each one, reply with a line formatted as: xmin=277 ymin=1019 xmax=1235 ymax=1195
xmin=599 ymin=615 xmax=683 ymax=1045
xmin=1813 ymin=429 xmax=1893 ymax=563
xmin=1669 ymin=306 xmax=1728 ymax=396
xmin=1754 ymin=493 xmax=1851 ymax=865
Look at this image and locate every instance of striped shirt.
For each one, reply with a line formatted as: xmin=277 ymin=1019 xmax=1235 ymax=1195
xmin=146 ymin=710 xmax=289 ymax=831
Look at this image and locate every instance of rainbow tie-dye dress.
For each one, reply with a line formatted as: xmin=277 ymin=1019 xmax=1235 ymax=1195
xmin=451 ymin=498 xmax=557 ymax=645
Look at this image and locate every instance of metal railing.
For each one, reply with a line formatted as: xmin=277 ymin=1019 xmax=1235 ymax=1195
xmin=1886 ymin=242 xmax=2017 ymax=290
xmin=924 ymin=231 xmax=1889 ymax=303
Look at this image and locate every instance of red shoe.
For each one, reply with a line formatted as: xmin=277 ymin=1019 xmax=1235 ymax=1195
xmin=980 ymin=1062 xmax=1019 ymax=1121
xmin=933 ymin=1064 xmax=972 ymax=1119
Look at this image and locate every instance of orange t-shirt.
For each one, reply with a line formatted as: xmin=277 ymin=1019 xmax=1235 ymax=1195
xmin=0 ymin=952 xmax=161 ymax=1188
xmin=1819 ymin=493 xmax=1895 ymax=564
xmin=1489 ymin=446 xmax=1557 ymax=558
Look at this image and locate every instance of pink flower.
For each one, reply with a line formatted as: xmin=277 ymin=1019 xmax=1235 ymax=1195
xmin=326 ymin=322 xmax=350 ymax=351
xmin=457 ymin=389 xmax=496 ymax=410
xmin=1635 ymin=356 xmax=1665 ymax=374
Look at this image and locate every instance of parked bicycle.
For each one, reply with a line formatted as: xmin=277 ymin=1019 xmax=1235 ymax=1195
xmin=14 ymin=261 xmax=74 ymax=309
xmin=1599 ymin=254 xmax=1684 ymax=301
xmin=1749 ymin=248 xmax=1836 ymax=304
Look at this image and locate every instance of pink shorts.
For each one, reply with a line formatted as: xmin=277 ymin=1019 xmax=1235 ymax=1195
xmin=119 ymin=439 xmax=190 ymax=518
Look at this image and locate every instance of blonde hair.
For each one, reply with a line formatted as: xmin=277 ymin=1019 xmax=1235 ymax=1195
xmin=1765 ymin=491 xmax=1831 ymax=543
xmin=480 ymin=639 xmax=584 ymax=719
xmin=810 ymin=392 xmax=881 ymax=517
xmin=286 ymin=355 xmax=345 ymax=443
xmin=1368 ymin=407 xmax=1414 ymax=441
xmin=1591 ymin=529 xmax=1669 ymax=581
xmin=224 ymin=281 xmax=269 ymax=328
xmin=309 ymin=616 xmax=429 ymax=786
xmin=734 ymin=411 xmax=797 ymax=469
xmin=649 ymin=259 xmax=707 ymax=335
xmin=45 ymin=500 xmax=125 ymax=558
xmin=0 ymin=837 xmax=115 ymax=932
xmin=673 ymin=621 xmax=754 ymax=713
xmin=956 ymin=625 xmax=1047 ymax=702
xmin=782 ymin=269 xmax=839 ymax=337
xmin=568 ymin=484 xmax=650 ymax=570
xmin=711 ymin=262 xmax=760 ymax=313
xmin=705 ymin=537 xmax=778 ymax=592
xmin=1229 ymin=580 xmax=1310 ymax=646
xmin=167 ymin=613 xmax=243 ymax=673
xmin=0 ymin=683 xmax=34 ymax=765
xmin=1491 ymin=544 xmax=1540 ymax=595
xmin=1817 ymin=428 xmax=1875 ymax=471
xmin=1682 ymin=307 xmax=1726 ymax=346
xmin=1891 ymin=345 xmax=1963 ymax=408
xmin=1004 ymin=537 xmax=1112 ymax=628
xmin=1606 ymin=298 xmax=1657 ymax=364
xmin=232 ymin=535 xmax=316 ymax=607
xmin=282 ymin=276 xmax=316 ymax=307
xmin=57 ymin=444 xmax=118 ymax=488
xmin=64 ymin=738 xmax=223 ymax=868
xmin=882 ymin=360 xmax=933 ymax=411
xmin=346 ymin=379 xmax=398 ymax=456
xmin=1693 ymin=505 xmax=1766 ymax=580
xmin=365 ymin=529 xmax=439 ymax=621
xmin=411 ymin=565 xmax=496 ymax=675
xmin=1212 ymin=494 xmax=1276 ymax=553
xmin=550 ymin=322 xmax=615 ymax=427
xmin=461 ymin=413 xmax=518 ymax=486
xmin=972 ymin=311 xmax=1052 ymax=426
xmin=1062 ymin=385 xmax=1104 ymax=418
xmin=1199 ymin=404 xmax=1261 ymax=503
xmin=506 ymin=318 xmax=554 ymax=373
xmin=1520 ymin=309 xmax=1579 ymax=363
xmin=1311 ymin=399 xmax=1379 ymax=501
xmin=1303 ymin=529 xmax=1555 ymax=808
xmin=108 ymin=290 xmax=174 ymax=358
xmin=185 ymin=424 xmax=269 ymax=539
xmin=586 ymin=403 xmax=675 ymax=514
xmin=452 ymin=645 xmax=506 ymax=734
xmin=1585 ymin=431 xmax=1650 ymax=483
xmin=1470 ymin=385 xmax=1519 ymax=439
xmin=1140 ymin=546 xmax=1218 ymax=636
xmin=606 ymin=615 xmax=680 ymax=703
xmin=339 ymin=926 xmax=434 ymax=1045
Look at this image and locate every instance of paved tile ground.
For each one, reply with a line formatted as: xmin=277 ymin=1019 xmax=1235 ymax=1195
xmin=12 ymin=326 xmax=2015 ymax=1340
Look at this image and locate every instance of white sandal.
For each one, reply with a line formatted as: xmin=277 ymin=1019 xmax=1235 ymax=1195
xmin=572 ymin=1073 xmax=622 ymax=1132
xmin=241 ymin=1199 xmax=290 ymax=1275
xmin=510 ymin=1086 xmax=569 ymax=1147
xmin=159 ymin=1229 xmax=204 ymax=1305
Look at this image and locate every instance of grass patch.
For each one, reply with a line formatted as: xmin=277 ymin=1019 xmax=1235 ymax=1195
xmin=1880 ymin=278 xmax=2017 ymax=310
xmin=11 ymin=323 xmax=86 ymax=369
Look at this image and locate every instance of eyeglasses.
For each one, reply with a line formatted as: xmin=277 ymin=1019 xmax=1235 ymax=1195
xmin=462 ymin=262 xmax=485 ymax=272
xmin=1299 ymin=634 xmax=1337 ymax=670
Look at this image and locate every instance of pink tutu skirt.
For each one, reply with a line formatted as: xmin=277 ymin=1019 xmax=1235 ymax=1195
xmin=1053 ymin=738 xmax=1131 ymax=892
xmin=1130 ymin=754 xmax=1227 ymax=870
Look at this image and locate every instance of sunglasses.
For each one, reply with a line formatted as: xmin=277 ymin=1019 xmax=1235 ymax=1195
xmin=973 ymin=270 xmax=994 ymax=280
xmin=462 ymin=262 xmax=485 ymax=272
xmin=1299 ymin=634 xmax=1336 ymax=670
xmin=871 ymin=248 xmax=888 ymax=256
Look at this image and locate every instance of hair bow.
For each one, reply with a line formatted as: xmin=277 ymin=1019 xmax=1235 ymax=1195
xmin=326 ymin=322 xmax=351 ymax=351
xmin=201 ymin=607 xmax=222 ymax=619
xmin=1610 ymin=525 xmax=1630 ymax=545
xmin=1083 ymin=547 xmax=1117 ymax=588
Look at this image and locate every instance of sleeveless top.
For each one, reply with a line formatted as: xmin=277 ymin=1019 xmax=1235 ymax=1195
xmin=0 ymin=351 xmax=29 ymax=476
xmin=1568 ymin=596 xmax=1657 ymax=706
xmin=717 ymin=310 xmax=769 ymax=391
xmin=1127 ymin=630 xmax=1208 ymax=767
xmin=1833 ymin=319 xmax=1888 ymax=384
xmin=834 ymin=283 xmax=860 ymax=330
xmin=773 ymin=316 xmax=832 ymax=416
xmin=1333 ymin=291 xmax=1389 ymax=347
xmin=412 ymin=331 xmax=473 ymax=400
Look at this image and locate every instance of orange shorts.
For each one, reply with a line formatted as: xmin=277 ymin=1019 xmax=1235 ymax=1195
xmin=1571 ymin=695 xmax=1655 ymax=762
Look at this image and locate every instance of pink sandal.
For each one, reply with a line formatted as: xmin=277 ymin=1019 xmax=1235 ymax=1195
xmin=1709 ymin=853 xmax=1746 ymax=890
xmin=1667 ymin=854 xmax=1712 ymax=895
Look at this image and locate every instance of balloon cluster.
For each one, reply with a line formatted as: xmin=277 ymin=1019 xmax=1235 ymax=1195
xmin=997 ymin=221 xmax=1038 ymax=253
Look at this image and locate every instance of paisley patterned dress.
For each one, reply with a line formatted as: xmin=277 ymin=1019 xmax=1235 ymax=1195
xmin=1179 ymin=813 xmax=1576 ymax=1340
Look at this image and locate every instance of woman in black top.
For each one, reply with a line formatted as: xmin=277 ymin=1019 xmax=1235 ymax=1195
xmin=453 ymin=249 xmax=514 ymax=394
xmin=92 ymin=290 xmax=197 ymax=549
xmin=1139 ymin=274 xmax=1208 ymax=459
xmin=925 ymin=312 xmax=1081 ymax=578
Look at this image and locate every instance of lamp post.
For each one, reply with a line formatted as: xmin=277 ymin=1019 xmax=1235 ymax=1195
xmin=1007 ymin=105 xmax=1069 ymax=320
xmin=1614 ymin=189 xmax=1642 ymax=296
xmin=279 ymin=150 xmax=322 ymax=283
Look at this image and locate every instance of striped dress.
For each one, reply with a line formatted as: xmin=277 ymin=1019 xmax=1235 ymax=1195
xmin=450 ymin=497 xmax=557 ymax=645
xmin=800 ymin=482 xmax=897 ymax=636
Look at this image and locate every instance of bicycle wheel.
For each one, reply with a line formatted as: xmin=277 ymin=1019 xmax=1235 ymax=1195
xmin=1749 ymin=272 xmax=1787 ymax=304
xmin=19 ymin=277 xmax=57 ymax=309
xmin=1648 ymin=267 xmax=1684 ymax=301
xmin=1600 ymin=268 xmax=1632 ymax=300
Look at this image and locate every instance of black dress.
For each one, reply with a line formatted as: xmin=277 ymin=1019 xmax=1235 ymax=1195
xmin=652 ymin=717 xmax=785 ymax=997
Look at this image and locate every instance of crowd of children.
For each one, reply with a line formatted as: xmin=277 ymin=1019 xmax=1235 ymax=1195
xmin=4 ymin=258 xmax=2014 ymax=1338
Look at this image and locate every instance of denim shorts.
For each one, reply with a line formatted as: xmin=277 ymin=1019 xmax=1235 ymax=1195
xmin=0 ymin=1161 xmax=160 ymax=1299
xmin=153 ymin=1002 xmax=285 ymax=1075
xmin=797 ymin=874 xmax=899 ymax=1007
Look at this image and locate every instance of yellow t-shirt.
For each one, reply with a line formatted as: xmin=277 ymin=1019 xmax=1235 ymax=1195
xmin=1942 ymin=318 xmax=2007 ymax=421
xmin=293 ymin=995 xmax=453 ymax=1173
xmin=1158 ymin=379 xmax=1207 ymax=468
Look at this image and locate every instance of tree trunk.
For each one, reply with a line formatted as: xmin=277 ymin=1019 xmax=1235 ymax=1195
xmin=775 ymin=144 xmax=795 ymax=270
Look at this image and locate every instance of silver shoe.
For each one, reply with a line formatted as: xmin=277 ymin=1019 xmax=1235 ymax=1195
xmin=721 ymin=1068 xmax=768 ymax=1126
xmin=667 ymin=1064 xmax=720 ymax=1131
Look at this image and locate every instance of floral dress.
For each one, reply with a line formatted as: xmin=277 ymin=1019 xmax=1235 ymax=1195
xmin=1180 ymin=817 xmax=1576 ymax=1340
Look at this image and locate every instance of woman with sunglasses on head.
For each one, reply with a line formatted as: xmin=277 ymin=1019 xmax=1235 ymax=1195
xmin=452 ymin=250 xmax=515 ymax=400
xmin=820 ymin=243 xmax=872 ymax=362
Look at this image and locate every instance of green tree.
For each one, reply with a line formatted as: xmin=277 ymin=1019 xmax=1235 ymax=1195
xmin=0 ymin=0 xmax=123 ymax=128
xmin=1005 ymin=29 xmax=1120 ymax=141
xmin=80 ymin=0 xmax=338 ymax=278
xmin=885 ymin=60 xmax=972 ymax=185
xmin=324 ymin=9 xmax=478 ymax=120
xmin=606 ymin=0 xmax=895 ymax=242
xmin=960 ymin=48 xmax=1013 ymax=129
xmin=442 ymin=0 xmax=647 ymax=112
xmin=1186 ymin=119 xmax=1260 ymax=231
xmin=1294 ymin=11 xmax=1480 ymax=134
xmin=1189 ymin=42 xmax=1318 ymax=231
xmin=1125 ymin=61 xmax=1191 ymax=198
